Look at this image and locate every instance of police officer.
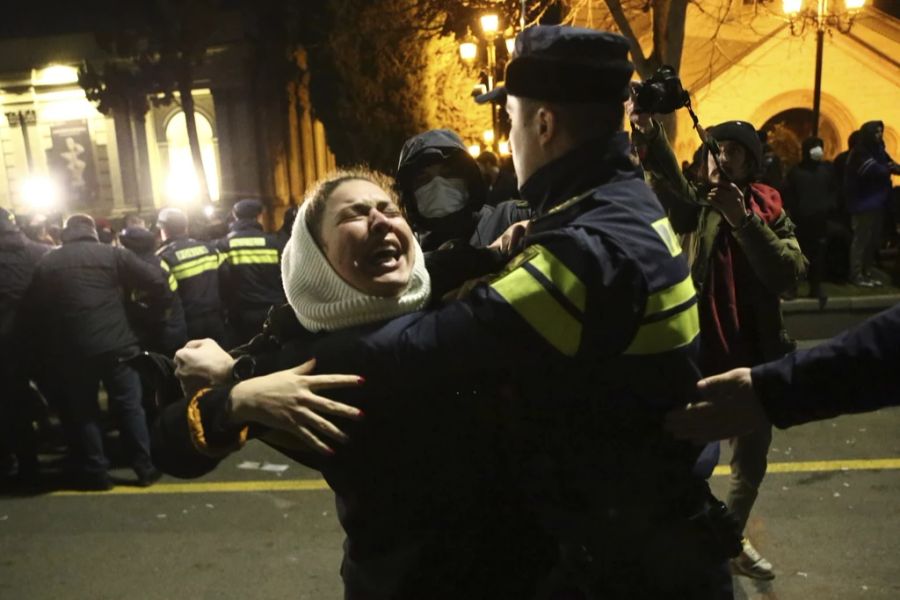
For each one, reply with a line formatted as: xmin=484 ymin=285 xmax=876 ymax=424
xmin=285 ymin=26 xmax=737 ymax=598
xmin=156 ymin=207 xmax=226 ymax=345
xmin=217 ymin=199 xmax=286 ymax=345
xmin=121 ymin=225 xmax=188 ymax=356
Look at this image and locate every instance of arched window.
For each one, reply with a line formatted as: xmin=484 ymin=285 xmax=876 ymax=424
xmin=164 ymin=111 xmax=220 ymax=203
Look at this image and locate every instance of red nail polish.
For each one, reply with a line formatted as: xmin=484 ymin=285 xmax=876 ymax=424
xmin=325 ymin=447 xmax=336 ymax=456
xmin=357 ymin=376 xmax=366 ymax=385
xmin=357 ymin=409 xmax=366 ymax=419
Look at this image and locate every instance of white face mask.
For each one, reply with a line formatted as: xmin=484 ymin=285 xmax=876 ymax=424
xmin=413 ymin=177 xmax=469 ymax=219
xmin=809 ymin=146 xmax=824 ymax=161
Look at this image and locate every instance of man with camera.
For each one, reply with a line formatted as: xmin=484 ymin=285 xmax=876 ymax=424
xmin=629 ymin=81 xmax=807 ymax=581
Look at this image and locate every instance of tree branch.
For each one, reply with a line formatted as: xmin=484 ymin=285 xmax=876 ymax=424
xmin=604 ymin=0 xmax=651 ymax=76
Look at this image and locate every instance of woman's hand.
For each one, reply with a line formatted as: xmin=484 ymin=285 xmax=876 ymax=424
xmin=229 ymin=359 xmax=364 ymax=456
xmin=174 ymin=338 xmax=235 ymax=398
xmin=706 ymin=183 xmax=750 ymax=229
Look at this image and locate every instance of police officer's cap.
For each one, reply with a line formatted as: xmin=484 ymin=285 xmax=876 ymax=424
xmin=476 ymin=26 xmax=634 ymax=105
xmin=158 ymin=207 xmax=188 ymax=230
xmin=233 ymin=198 xmax=264 ymax=219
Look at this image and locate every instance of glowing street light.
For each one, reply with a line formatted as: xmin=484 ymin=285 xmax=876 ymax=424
xmin=459 ymin=39 xmax=478 ymax=63
xmin=498 ymin=140 xmax=511 ymax=157
xmin=480 ymin=14 xmax=499 ymax=39
xmin=467 ymin=144 xmax=481 ymax=158
xmin=482 ymin=129 xmax=495 ymax=145
xmin=783 ymin=0 xmax=867 ymax=136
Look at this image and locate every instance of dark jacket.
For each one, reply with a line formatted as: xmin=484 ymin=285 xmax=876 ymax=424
xmin=0 ymin=214 xmax=50 ymax=357
xmin=633 ymin=121 xmax=807 ymax=367
xmin=753 ymin=303 xmax=900 ymax=428
xmin=845 ymin=121 xmax=895 ymax=214
xmin=27 ymin=222 xmax=172 ymax=361
xmin=121 ymin=227 xmax=187 ymax=355
xmin=784 ymin=138 xmax=838 ymax=219
xmin=152 ymin=305 xmax=553 ymax=600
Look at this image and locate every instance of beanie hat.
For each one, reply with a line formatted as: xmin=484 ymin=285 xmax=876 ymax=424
xmin=281 ymin=199 xmax=431 ymax=332
xmin=708 ymin=121 xmax=763 ymax=171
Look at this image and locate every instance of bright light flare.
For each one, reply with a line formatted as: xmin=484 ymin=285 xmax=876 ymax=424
xmin=844 ymin=0 xmax=865 ymax=9
xmin=20 ymin=175 xmax=61 ymax=212
xmin=480 ymin=14 xmax=500 ymax=37
xmin=203 ymin=205 xmax=215 ymax=218
xmin=505 ymin=37 xmax=516 ymax=55
xmin=459 ymin=41 xmax=478 ymax=62
xmin=467 ymin=144 xmax=481 ymax=158
xmin=783 ymin=0 xmax=803 ymax=15
xmin=483 ymin=129 xmax=495 ymax=144
xmin=165 ymin=164 xmax=201 ymax=205
xmin=498 ymin=140 xmax=511 ymax=156
xmin=32 ymin=65 xmax=79 ymax=86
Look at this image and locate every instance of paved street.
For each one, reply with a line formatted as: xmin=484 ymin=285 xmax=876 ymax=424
xmin=1 ymin=403 xmax=898 ymax=600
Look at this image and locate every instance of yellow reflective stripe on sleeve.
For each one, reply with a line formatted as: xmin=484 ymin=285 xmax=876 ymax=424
xmin=526 ymin=245 xmax=586 ymax=312
xmin=171 ymin=255 xmax=219 ymax=280
xmin=642 ymin=275 xmax=696 ymax=316
xmin=159 ymin=261 xmax=179 ymax=292
xmin=489 ymin=244 xmax=584 ymax=357
xmin=624 ymin=304 xmax=700 ymax=355
xmin=651 ymin=218 xmax=682 ymax=257
xmin=229 ymin=237 xmax=267 ymax=248
xmin=228 ymin=248 xmax=280 ymax=265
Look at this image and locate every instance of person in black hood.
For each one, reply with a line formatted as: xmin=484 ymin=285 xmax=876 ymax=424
xmin=0 ymin=208 xmax=51 ymax=482
xmin=784 ymin=137 xmax=838 ymax=300
xmin=120 ymin=226 xmax=187 ymax=356
xmin=26 ymin=214 xmax=172 ymax=489
xmin=395 ymin=129 xmax=531 ymax=252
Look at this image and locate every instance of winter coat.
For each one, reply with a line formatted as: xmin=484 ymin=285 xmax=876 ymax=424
xmin=784 ymin=138 xmax=838 ymax=219
xmin=845 ymin=121 xmax=895 ymax=214
xmin=27 ymin=222 xmax=172 ymax=361
xmin=0 ymin=215 xmax=50 ymax=356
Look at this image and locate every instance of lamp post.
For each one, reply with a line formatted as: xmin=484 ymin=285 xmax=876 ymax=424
xmin=783 ymin=0 xmax=866 ymax=137
xmin=460 ymin=13 xmax=503 ymax=152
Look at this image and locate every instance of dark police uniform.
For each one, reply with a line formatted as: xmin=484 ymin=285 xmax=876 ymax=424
xmin=217 ymin=200 xmax=286 ymax=345
xmin=156 ymin=235 xmax=225 ymax=344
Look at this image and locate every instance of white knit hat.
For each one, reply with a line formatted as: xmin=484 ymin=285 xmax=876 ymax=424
xmin=281 ymin=199 xmax=431 ymax=332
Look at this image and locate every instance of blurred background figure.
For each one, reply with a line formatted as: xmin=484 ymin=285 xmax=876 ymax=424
xmin=845 ymin=120 xmax=900 ymax=287
xmin=784 ymin=137 xmax=838 ymax=302
xmin=120 ymin=225 xmax=187 ymax=356
xmin=217 ymin=199 xmax=285 ymax=346
xmin=0 ymin=207 xmax=51 ymax=484
xmin=25 ymin=214 xmax=171 ymax=490
xmin=156 ymin=207 xmax=226 ymax=346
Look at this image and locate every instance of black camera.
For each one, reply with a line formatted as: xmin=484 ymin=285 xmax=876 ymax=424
xmin=632 ymin=66 xmax=689 ymax=114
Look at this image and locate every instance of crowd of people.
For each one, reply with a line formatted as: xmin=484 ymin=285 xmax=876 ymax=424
xmin=1 ymin=23 xmax=898 ymax=600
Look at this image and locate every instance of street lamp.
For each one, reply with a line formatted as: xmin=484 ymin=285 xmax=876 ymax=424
xmin=458 ymin=13 xmax=507 ymax=151
xmin=783 ymin=0 xmax=867 ymax=137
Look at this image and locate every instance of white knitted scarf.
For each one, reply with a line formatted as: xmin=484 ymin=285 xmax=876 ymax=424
xmin=281 ymin=200 xmax=431 ymax=332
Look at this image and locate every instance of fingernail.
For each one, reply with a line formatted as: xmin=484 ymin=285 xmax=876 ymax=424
xmin=324 ymin=447 xmax=336 ymax=456
xmin=357 ymin=409 xmax=366 ymax=419
xmin=357 ymin=376 xmax=366 ymax=385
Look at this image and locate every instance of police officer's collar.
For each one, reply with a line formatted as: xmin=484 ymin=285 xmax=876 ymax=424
xmin=518 ymin=132 xmax=637 ymax=217
xmin=230 ymin=218 xmax=263 ymax=232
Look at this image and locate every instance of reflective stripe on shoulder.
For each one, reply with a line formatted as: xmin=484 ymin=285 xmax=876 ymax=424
xmin=170 ymin=254 xmax=219 ymax=280
xmin=228 ymin=248 xmax=280 ymax=265
xmin=624 ymin=274 xmax=699 ymax=355
xmin=489 ymin=244 xmax=584 ymax=356
xmin=229 ymin=237 xmax=267 ymax=248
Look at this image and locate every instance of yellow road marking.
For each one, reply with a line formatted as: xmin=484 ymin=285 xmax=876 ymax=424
xmin=712 ymin=458 xmax=900 ymax=476
xmin=40 ymin=458 xmax=900 ymax=497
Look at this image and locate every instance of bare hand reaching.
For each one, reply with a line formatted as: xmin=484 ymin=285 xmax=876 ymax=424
xmin=174 ymin=338 xmax=236 ymax=398
xmin=229 ymin=358 xmax=364 ymax=456
xmin=665 ymin=368 xmax=770 ymax=443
